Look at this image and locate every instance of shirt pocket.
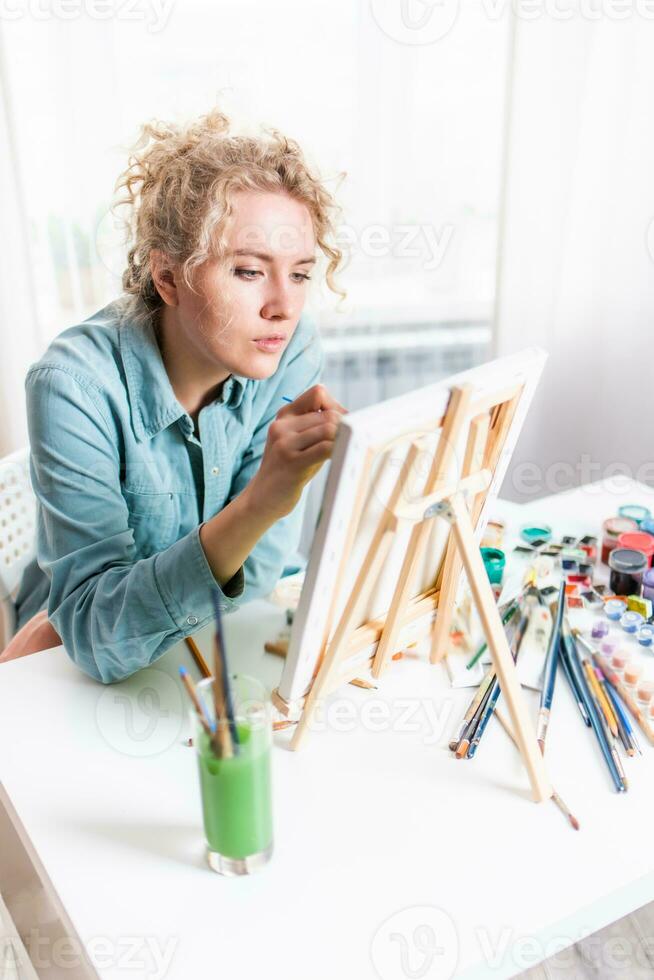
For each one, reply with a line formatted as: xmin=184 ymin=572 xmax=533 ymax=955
xmin=122 ymin=488 xmax=177 ymax=558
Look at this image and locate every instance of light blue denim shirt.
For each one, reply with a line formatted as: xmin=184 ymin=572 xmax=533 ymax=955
xmin=15 ymin=301 xmax=322 ymax=683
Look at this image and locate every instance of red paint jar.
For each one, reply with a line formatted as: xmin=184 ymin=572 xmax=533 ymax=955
xmin=602 ymin=516 xmax=637 ymax=564
xmin=617 ymin=531 xmax=654 ymax=567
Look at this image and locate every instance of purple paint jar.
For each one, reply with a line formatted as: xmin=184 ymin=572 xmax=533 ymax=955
xmin=643 ymin=567 xmax=654 ymax=603
xmin=591 ymin=619 xmax=609 ymax=639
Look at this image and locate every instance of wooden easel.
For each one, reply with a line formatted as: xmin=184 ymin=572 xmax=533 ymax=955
xmin=273 ymin=383 xmax=552 ymax=804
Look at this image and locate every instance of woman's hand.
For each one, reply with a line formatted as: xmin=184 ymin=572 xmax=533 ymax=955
xmin=250 ymin=384 xmax=347 ymax=521
xmin=200 ymin=384 xmax=346 ymax=589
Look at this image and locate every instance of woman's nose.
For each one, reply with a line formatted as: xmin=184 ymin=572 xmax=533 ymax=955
xmin=260 ymin=277 xmax=294 ymax=321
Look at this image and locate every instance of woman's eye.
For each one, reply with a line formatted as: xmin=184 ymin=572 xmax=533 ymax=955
xmin=233 ymin=268 xmax=311 ymax=282
xmin=234 ymin=268 xmax=261 ymax=279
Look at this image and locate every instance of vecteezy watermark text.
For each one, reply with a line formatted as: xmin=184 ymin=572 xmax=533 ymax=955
xmin=370 ymin=0 xmax=654 ymax=47
xmin=1 ymin=931 xmax=177 ymax=980
xmin=371 ymin=906 xmax=654 ymax=979
xmin=303 ymin=693 xmax=456 ymax=745
xmin=0 ymin=0 xmax=175 ymax=32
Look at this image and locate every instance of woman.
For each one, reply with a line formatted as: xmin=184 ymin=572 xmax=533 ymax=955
xmin=7 ymin=108 xmax=346 ymax=682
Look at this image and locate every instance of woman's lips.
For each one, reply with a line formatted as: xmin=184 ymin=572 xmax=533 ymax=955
xmin=252 ymin=336 xmax=286 ymax=353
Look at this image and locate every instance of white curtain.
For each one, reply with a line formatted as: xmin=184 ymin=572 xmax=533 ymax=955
xmin=0 ymin=2 xmax=509 ymax=456
xmin=497 ymin=15 xmax=654 ymax=502
xmin=0 ymin=28 xmax=41 ymax=457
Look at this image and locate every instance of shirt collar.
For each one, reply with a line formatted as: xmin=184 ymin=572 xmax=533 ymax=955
xmin=118 ymin=312 xmax=247 ymax=442
xmin=220 ymin=372 xmax=248 ymax=410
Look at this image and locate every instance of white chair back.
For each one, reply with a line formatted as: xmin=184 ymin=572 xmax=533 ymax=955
xmin=0 ymin=449 xmax=36 ymax=646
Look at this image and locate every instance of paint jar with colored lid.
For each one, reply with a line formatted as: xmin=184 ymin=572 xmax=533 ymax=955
xmin=617 ymin=531 xmax=654 ymax=567
xmin=638 ymin=623 xmax=654 ymax=647
xmin=519 ymin=524 xmax=552 ymax=547
xmin=604 ymin=598 xmax=627 ymax=621
xmin=608 ymin=548 xmax=647 ymax=597
xmin=480 ymin=547 xmax=505 ymax=585
xmin=602 ymin=516 xmax=638 ymax=564
xmin=624 ymin=662 xmax=643 ymax=687
xmin=600 ymin=638 xmax=618 ymax=659
xmin=609 ymin=649 xmax=630 ymax=671
xmin=618 ymin=504 xmax=651 ymax=526
xmin=591 ymin=619 xmax=609 ymax=639
xmin=641 ymin=517 xmax=654 ymax=538
xmin=642 ymin=568 xmax=654 ymax=603
xmin=620 ymin=610 xmax=644 ymax=634
xmin=636 ymin=680 xmax=654 ymax=704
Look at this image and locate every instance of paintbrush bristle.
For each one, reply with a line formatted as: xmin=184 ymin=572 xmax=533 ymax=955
xmin=552 ymin=791 xmax=581 ymax=831
xmin=272 ymin=719 xmax=296 ymax=732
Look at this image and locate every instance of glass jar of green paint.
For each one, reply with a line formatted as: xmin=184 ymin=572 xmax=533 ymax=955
xmin=192 ymin=675 xmax=273 ymax=876
xmin=480 ymin=547 xmax=506 ymax=585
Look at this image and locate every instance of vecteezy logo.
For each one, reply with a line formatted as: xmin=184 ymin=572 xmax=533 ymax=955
xmin=371 ymin=906 xmax=459 ymax=980
xmin=370 ymin=0 xmax=460 ymax=45
xmin=95 ymin=668 xmax=184 ymax=757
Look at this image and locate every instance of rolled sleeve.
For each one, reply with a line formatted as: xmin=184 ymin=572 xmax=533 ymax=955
xmin=154 ymin=524 xmax=244 ymax=629
xmin=26 ymin=367 xmax=241 ymax=684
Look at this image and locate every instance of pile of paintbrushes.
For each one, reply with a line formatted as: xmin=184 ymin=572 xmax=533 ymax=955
xmin=452 ymin=576 xmax=542 ymax=756
xmin=565 ymin=628 xmax=654 ymax=791
xmin=465 ymin=593 xmax=524 ymax=672
xmin=179 ymin=594 xmax=240 ymax=758
xmin=536 ymin=580 xmax=652 ymax=793
xmin=451 ymin=569 xmax=654 ymax=827
xmin=450 ymin=578 xmax=580 ymax=828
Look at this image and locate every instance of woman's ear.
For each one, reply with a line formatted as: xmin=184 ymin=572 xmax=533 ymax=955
xmin=150 ymin=249 xmax=179 ymax=306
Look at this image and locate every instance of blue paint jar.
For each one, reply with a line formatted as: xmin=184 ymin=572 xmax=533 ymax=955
xmin=620 ymin=611 xmax=644 ymax=634
xmin=618 ymin=504 xmax=651 ymax=527
xmin=641 ymin=517 xmax=654 ymax=538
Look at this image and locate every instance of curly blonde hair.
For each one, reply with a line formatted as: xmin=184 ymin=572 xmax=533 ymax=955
xmin=113 ymin=108 xmax=346 ymax=323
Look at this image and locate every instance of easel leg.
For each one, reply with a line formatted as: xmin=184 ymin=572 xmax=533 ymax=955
xmin=428 ymin=535 xmax=461 ymax=664
xmin=291 ymin=443 xmax=422 ymax=750
xmin=371 ymin=385 xmax=474 ymax=677
xmin=289 ymin=526 xmax=396 ymax=750
xmin=429 ymin=414 xmax=490 ymax=663
xmin=447 ymin=492 xmax=552 ymax=803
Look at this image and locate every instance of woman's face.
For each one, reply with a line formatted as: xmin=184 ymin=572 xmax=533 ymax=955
xmin=173 ymin=190 xmax=317 ymax=381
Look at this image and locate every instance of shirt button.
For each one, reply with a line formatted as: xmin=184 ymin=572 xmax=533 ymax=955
xmin=211 ymin=466 xmax=220 ymax=476
xmin=186 ymin=615 xmax=198 ymax=627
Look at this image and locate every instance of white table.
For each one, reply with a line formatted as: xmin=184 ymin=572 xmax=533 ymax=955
xmin=3 ymin=479 xmax=654 ymax=980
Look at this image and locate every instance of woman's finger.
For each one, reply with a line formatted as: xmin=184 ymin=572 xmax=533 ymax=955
xmin=280 ymin=408 xmax=344 ymax=435
xmin=278 ymin=384 xmax=347 ymax=418
xmin=296 ymin=439 xmax=334 ymax=468
xmin=285 ymin=420 xmax=340 ymax=453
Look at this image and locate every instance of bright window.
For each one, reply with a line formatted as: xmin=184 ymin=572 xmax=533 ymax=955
xmin=3 ymin=0 xmax=509 ymax=352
